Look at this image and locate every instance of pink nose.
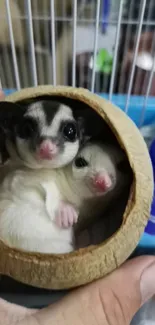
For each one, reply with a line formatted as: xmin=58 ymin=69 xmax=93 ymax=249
xmin=94 ymin=173 xmax=112 ymax=192
xmin=38 ymin=140 xmax=58 ymax=160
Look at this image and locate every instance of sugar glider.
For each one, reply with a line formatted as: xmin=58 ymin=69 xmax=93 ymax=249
xmin=76 ymin=141 xmax=132 ymax=229
xmin=38 ymin=95 xmax=118 ymax=144
xmin=0 ymin=99 xmax=84 ymax=168
xmin=0 ymin=142 xmax=128 ymax=254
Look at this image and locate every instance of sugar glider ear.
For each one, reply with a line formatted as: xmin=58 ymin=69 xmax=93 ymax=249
xmin=0 ymin=101 xmax=24 ymax=134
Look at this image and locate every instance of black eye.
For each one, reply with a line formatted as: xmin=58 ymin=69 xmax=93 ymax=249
xmin=62 ymin=122 xmax=77 ymax=142
xmin=75 ymin=157 xmax=88 ymax=168
xmin=16 ymin=119 xmax=37 ymax=139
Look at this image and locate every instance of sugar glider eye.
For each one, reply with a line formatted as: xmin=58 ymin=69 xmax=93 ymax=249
xmin=16 ymin=118 xmax=38 ymax=139
xmin=75 ymin=157 xmax=88 ymax=168
xmin=62 ymin=122 xmax=77 ymax=142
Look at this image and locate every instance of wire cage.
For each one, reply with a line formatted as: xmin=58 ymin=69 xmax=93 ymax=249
xmin=0 ymin=0 xmax=155 ymax=129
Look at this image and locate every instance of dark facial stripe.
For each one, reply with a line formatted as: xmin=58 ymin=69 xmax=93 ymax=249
xmin=40 ymin=100 xmax=61 ymax=126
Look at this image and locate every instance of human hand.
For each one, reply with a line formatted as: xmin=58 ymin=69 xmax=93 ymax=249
xmin=1 ymin=256 xmax=155 ymax=325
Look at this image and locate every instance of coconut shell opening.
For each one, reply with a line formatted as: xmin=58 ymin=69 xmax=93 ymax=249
xmin=0 ymin=86 xmax=153 ymax=290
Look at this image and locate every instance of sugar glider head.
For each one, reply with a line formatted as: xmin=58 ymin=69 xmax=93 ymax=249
xmin=71 ymin=142 xmax=130 ymax=198
xmin=0 ymin=100 xmax=83 ymax=169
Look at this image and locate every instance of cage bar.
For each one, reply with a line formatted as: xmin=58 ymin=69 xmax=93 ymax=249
xmin=42 ymin=1 xmax=51 ymax=85
xmin=5 ymin=0 xmax=21 ymax=90
xmin=91 ymin=0 xmax=101 ymax=93
xmin=50 ymin=0 xmax=56 ymax=86
xmin=134 ymin=0 xmax=154 ymax=95
xmin=72 ymin=0 xmax=77 ymax=87
xmin=109 ymin=0 xmax=124 ymax=100
xmin=33 ymin=1 xmax=43 ymax=85
xmin=25 ymin=0 xmax=38 ymax=86
xmin=139 ymin=38 xmax=155 ymax=126
xmin=118 ymin=0 xmax=136 ymax=94
xmin=125 ymin=0 xmax=147 ymax=113
xmin=62 ymin=0 xmax=67 ymax=85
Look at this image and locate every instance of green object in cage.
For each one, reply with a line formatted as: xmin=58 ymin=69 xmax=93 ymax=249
xmin=96 ymin=49 xmax=113 ymax=74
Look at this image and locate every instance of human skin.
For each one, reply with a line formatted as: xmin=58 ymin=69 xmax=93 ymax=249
xmin=0 ymin=91 xmax=155 ymax=325
xmin=0 ymin=256 xmax=155 ymax=325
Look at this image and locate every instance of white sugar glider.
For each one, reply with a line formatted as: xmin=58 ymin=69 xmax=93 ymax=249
xmin=0 ymin=142 xmax=130 ymax=254
xmin=77 ymin=142 xmax=131 ymax=226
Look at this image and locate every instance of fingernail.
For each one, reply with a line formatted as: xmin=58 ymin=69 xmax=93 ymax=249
xmin=140 ymin=261 xmax=155 ymax=304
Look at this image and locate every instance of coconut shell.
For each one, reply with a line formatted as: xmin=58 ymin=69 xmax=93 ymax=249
xmin=0 ymin=86 xmax=153 ymax=289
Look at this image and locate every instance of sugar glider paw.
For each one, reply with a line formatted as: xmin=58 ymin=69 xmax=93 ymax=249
xmin=55 ymin=202 xmax=79 ymax=229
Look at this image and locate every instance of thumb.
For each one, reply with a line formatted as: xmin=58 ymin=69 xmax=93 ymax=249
xmin=19 ymin=256 xmax=155 ymax=325
xmin=95 ymin=255 xmax=155 ymax=324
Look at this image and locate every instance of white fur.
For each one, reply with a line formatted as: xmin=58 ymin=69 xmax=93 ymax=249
xmin=25 ymin=102 xmax=73 ymax=137
xmin=41 ymin=104 xmax=73 ymax=138
xmin=0 ymin=142 xmax=128 ymax=254
xmin=72 ymin=143 xmax=129 ymax=223
xmin=25 ymin=103 xmax=73 ymax=138
xmin=0 ymin=167 xmax=73 ymax=254
xmin=6 ymin=102 xmax=80 ymax=169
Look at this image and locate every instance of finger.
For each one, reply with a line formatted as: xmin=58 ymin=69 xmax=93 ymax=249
xmin=92 ymin=255 xmax=155 ymax=324
xmin=22 ymin=256 xmax=155 ymax=325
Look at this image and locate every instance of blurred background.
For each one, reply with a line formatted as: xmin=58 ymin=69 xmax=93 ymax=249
xmin=1 ymin=0 xmax=155 ymax=128
xmin=0 ymin=0 xmax=154 ymax=92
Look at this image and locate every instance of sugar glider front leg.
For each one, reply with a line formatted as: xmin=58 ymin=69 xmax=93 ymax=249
xmin=42 ymin=181 xmax=79 ymax=228
xmin=55 ymin=201 xmax=79 ymax=228
xmin=41 ymin=181 xmax=60 ymax=222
